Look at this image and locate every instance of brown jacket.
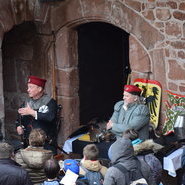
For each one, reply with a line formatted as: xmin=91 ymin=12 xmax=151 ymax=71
xmin=15 ymin=146 xmax=53 ymax=185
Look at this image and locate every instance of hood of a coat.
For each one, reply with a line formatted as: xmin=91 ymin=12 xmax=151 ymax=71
xmin=109 ymin=137 xmax=137 ymax=170
xmin=82 ymin=159 xmax=102 ymax=172
xmin=133 ymin=139 xmax=164 ymax=155
xmin=20 ymin=147 xmax=53 ymax=169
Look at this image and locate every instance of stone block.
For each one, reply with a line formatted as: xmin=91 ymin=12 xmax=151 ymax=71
xmin=179 ymin=85 xmax=185 ymax=93
xmin=167 ymin=1 xmax=177 ymax=9
xmin=179 ymin=2 xmax=185 ymax=11
xmin=170 ymin=41 xmax=185 ymax=49
xmin=125 ymin=0 xmax=142 ymax=12
xmin=168 ymin=82 xmax=178 ymax=91
xmin=129 ymin=36 xmax=151 ymax=73
xmin=156 ymin=8 xmax=171 ymax=21
xmin=173 ymin=11 xmax=185 ymax=21
xmin=56 ymin=68 xmax=79 ymax=96
xmin=57 ymin=96 xmax=79 ymax=143
xmin=149 ymin=49 xmax=167 ymax=91
xmin=165 ymin=22 xmax=182 ymax=38
xmin=142 ymin=10 xmax=155 ymax=21
xmin=56 ymin=28 xmax=78 ymax=68
xmin=178 ymin=51 xmax=185 ymax=59
xmin=168 ymin=59 xmax=185 ymax=80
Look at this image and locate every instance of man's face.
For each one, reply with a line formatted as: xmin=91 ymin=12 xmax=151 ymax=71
xmin=27 ymin=83 xmax=42 ymax=99
xmin=123 ymin=91 xmax=137 ymax=105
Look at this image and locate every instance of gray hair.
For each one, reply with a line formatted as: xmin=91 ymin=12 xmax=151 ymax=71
xmin=0 ymin=142 xmax=14 ymax=159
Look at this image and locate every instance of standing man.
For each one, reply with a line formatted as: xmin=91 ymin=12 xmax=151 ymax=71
xmin=0 ymin=142 xmax=32 ymax=185
xmin=106 ymin=85 xmax=150 ymax=140
xmin=16 ymin=75 xmax=58 ymax=154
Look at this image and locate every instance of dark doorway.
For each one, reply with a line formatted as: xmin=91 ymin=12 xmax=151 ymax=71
xmin=78 ymin=22 xmax=130 ymax=124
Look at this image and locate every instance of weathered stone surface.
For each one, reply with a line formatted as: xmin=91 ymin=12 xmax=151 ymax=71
xmin=154 ymin=22 xmax=164 ymax=28
xmin=170 ymin=41 xmax=185 ymax=49
xmin=178 ymin=51 xmax=185 ymax=59
xmin=183 ymin=23 xmax=185 ymax=37
xmin=168 ymin=82 xmax=178 ymax=91
xmin=149 ymin=49 xmax=167 ymax=123
xmin=56 ymin=68 xmax=79 ymax=97
xmin=56 ymin=28 xmax=78 ymax=69
xmin=167 ymin=1 xmax=177 ymax=9
xmin=111 ymin=3 xmax=164 ymax=50
xmin=130 ymin=71 xmax=150 ymax=84
xmin=57 ymin=96 xmax=79 ymax=145
xmin=168 ymin=59 xmax=185 ymax=80
xmin=125 ymin=0 xmax=142 ymax=12
xmin=173 ymin=11 xmax=185 ymax=21
xmin=129 ymin=36 xmax=151 ymax=72
xmin=156 ymin=8 xmax=171 ymax=21
xmin=142 ymin=10 xmax=155 ymax=21
xmin=179 ymin=85 xmax=185 ymax=93
xmin=179 ymin=2 xmax=185 ymax=11
xmin=165 ymin=22 xmax=182 ymax=38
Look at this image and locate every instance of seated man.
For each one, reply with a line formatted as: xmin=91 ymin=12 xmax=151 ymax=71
xmin=0 ymin=142 xmax=32 ymax=185
xmin=107 ymin=84 xmax=150 ymax=140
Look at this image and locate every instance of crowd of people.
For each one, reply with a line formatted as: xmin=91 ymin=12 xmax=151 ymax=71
xmin=1 ymin=75 xmax=185 ymax=184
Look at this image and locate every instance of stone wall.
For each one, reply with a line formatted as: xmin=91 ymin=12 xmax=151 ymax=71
xmin=0 ymin=0 xmax=185 ymax=144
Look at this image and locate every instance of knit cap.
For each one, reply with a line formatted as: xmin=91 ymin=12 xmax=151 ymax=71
xmin=64 ymin=159 xmax=79 ymax=175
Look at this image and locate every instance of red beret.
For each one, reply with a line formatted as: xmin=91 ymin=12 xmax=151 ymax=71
xmin=124 ymin=85 xmax=141 ymax=96
xmin=28 ymin=76 xmax=46 ymax=88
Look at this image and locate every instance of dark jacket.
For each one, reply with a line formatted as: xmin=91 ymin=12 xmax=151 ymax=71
xmin=104 ymin=137 xmax=156 ymax=185
xmin=0 ymin=158 xmax=32 ymax=185
xmin=16 ymin=95 xmax=58 ymax=153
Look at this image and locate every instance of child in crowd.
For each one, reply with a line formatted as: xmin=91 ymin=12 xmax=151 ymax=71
xmin=80 ymin=144 xmax=107 ymax=177
xmin=61 ymin=159 xmax=89 ymax=185
xmin=42 ymin=159 xmax=61 ymax=185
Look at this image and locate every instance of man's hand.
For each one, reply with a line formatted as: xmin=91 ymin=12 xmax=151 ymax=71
xmin=106 ymin=120 xmax=113 ymax=130
xmin=17 ymin=126 xmax=24 ymax=135
xmin=18 ymin=103 xmax=36 ymax=118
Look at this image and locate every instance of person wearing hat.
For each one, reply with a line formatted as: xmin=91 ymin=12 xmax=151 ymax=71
xmin=106 ymin=84 xmax=150 ymax=140
xmin=16 ymin=75 xmax=58 ymax=154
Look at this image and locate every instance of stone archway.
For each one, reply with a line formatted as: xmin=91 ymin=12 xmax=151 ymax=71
xmin=54 ymin=1 xmax=165 ymax=144
xmin=0 ymin=0 xmax=167 ymax=145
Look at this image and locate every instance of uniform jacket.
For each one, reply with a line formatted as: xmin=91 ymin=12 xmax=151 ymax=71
xmin=80 ymin=159 xmax=107 ymax=177
xmin=0 ymin=158 xmax=33 ymax=185
xmin=103 ymin=137 xmax=156 ymax=185
xmin=15 ymin=146 xmax=53 ymax=185
xmin=16 ymin=94 xmax=58 ymax=152
xmin=110 ymin=100 xmax=150 ymax=140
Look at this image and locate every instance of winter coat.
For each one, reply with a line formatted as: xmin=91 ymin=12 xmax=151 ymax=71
xmin=15 ymin=146 xmax=53 ymax=185
xmin=0 ymin=158 xmax=33 ymax=185
xmin=80 ymin=159 xmax=107 ymax=177
xmin=103 ymin=137 xmax=156 ymax=185
xmin=134 ymin=139 xmax=163 ymax=185
xmin=110 ymin=101 xmax=150 ymax=140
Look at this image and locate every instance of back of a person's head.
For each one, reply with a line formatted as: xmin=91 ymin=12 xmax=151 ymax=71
xmin=44 ymin=159 xmax=60 ymax=179
xmin=122 ymin=129 xmax=138 ymax=141
xmin=29 ymin=128 xmax=46 ymax=147
xmin=0 ymin=142 xmax=14 ymax=159
xmin=83 ymin=144 xmax=99 ymax=160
